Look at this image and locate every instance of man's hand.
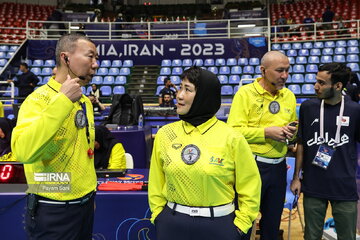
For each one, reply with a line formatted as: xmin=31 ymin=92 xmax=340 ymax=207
xmin=290 ymin=178 xmax=301 ymax=195
xmin=283 ymin=121 xmax=298 ymax=140
xmin=265 ymin=126 xmax=287 ymax=142
xmin=60 ymin=75 xmax=82 ymax=102
xmin=6 ymin=79 xmax=13 ymax=83
xmin=0 ymin=128 xmax=5 ymax=138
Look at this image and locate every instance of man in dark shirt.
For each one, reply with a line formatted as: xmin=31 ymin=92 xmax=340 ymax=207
xmin=7 ymin=63 xmax=39 ymax=103
xmin=322 ymin=6 xmax=335 ymax=30
xmin=159 ymin=93 xmax=175 ymax=107
xmin=291 ymin=63 xmax=360 ymax=240
xmin=158 ymin=77 xmax=177 ymax=105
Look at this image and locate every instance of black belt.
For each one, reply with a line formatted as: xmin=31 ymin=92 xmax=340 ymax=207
xmin=30 ymin=191 xmax=95 ymax=205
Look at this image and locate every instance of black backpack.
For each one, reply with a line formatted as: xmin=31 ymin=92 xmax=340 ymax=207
xmin=104 ymin=94 xmax=144 ymax=126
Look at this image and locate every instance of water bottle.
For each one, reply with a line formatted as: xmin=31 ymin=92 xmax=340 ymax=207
xmin=138 ymin=114 xmax=143 ymax=128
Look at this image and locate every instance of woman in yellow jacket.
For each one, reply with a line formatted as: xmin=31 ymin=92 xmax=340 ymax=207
xmin=94 ymin=125 xmax=126 ymax=169
xmin=148 ymin=66 xmax=261 ymax=240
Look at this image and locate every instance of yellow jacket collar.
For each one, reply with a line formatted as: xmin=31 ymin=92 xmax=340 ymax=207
xmin=254 ymin=77 xmax=284 ymax=97
xmin=182 ymin=116 xmax=218 ymax=135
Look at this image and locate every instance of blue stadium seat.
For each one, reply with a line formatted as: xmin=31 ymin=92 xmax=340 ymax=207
xmin=204 ymin=59 xmax=215 ymax=66
xmin=324 ymin=41 xmax=335 ymax=48
xmin=306 ymin=64 xmax=318 ymax=73
xmin=113 ymin=86 xmax=125 ymax=95
xmin=219 ymin=66 xmax=230 ymax=75
xmin=120 ymin=67 xmax=131 ymax=75
xmin=302 ymin=42 xmax=313 ymax=49
xmin=221 ymin=85 xmax=233 ymax=95
xmin=156 ymin=85 xmax=164 ymax=95
xmin=305 ymin=74 xmax=316 ymax=83
xmin=172 ymin=67 xmax=183 ymax=75
xmin=108 ymin=67 xmax=120 ymax=76
xmin=182 ymin=59 xmax=192 ymax=67
xmin=238 ymin=58 xmax=248 ymax=66
xmin=161 ymin=59 xmax=171 ymax=66
xmin=310 ymin=48 xmax=321 ymax=56
xmin=0 ymin=45 xmax=9 ymax=51
xmin=336 ymin=40 xmax=347 ymax=47
xmin=32 ymin=60 xmax=44 ymax=67
xmin=313 ymin=42 xmax=324 ymax=48
xmin=253 ymin=74 xmax=262 ymax=79
xmin=42 ymin=76 xmax=51 ymax=84
xmin=207 ymin=66 xmax=218 ymax=74
xmin=228 ymin=75 xmax=240 ymax=84
xmin=286 ymin=74 xmax=292 ymax=83
xmin=115 ymin=76 xmax=127 ymax=84
xmin=172 ymin=59 xmax=182 ymax=67
xmin=86 ymin=86 xmax=92 ymax=95
xmin=100 ymin=86 xmax=112 ymax=96
xmin=333 ymin=55 xmax=346 ymax=63
xmin=103 ymin=76 xmax=115 ymax=84
xmin=123 ymin=60 xmax=133 ymax=67
xmin=81 ymin=86 xmax=86 ymax=94
xmin=9 ymin=46 xmax=18 ymax=52
xmin=160 ymin=67 xmax=171 ymax=75
xmin=292 ymin=65 xmax=305 ymax=73
xmin=281 ymin=43 xmax=291 ymax=50
xmin=36 ymin=76 xmax=43 ymax=85
xmin=41 ymin=67 xmax=52 ymax=76
xmin=347 ymin=63 xmax=360 ymax=71
xmin=287 ymin=84 xmax=301 ymax=95
xmin=292 ymin=43 xmax=302 ymax=49
xmin=334 ymin=47 xmax=346 ymax=55
xmin=193 ymin=59 xmax=203 ymax=66
xmin=249 ymin=58 xmax=260 ymax=65
xmin=226 ymin=58 xmax=237 ymax=66
xmin=0 ymin=59 xmax=7 ymax=66
xmin=231 ymin=66 xmax=242 ymax=74
xmin=322 ymin=48 xmax=334 ymax=55
xmin=346 ymin=54 xmax=359 ymax=62
xmin=44 ymin=59 xmax=55 ymax=67
xmin=347 ymin=40 xmax=358 ymax=47
xmin=215 ymin=58 xmax=226 ymax=66
xmin=112 ymin=60 xmax=122 ymax=67
xmin=3 ymin=86 xmax=19 ymax=97
xmin=5 ymin=52 xmax=14 ymax=59
xmin=243 ymin=66 xmax=254 ymax=74
xmin=302 ymin=84 xmax=315 ymax=95
xmin=217 ymin=75 xmax=228 ymax=84
xmin=25 ymin=59 xmax=32 ymax=66
xmin=291 ymin=74 xmax=304 ymax=83
xmin=234 ymin=85 xmax=239 ymax=94
xmin=298 ymin=49 xmax=309 ymax=56
xmin=0 ymin=52 xmax=6 ymax=58
xmin=170 ymin=76 xmax=181 ymax=84
xmin=30 ymin=67 xmax=41 ymax=75
xmin=347 ymin=47 xmax=359 ymax=54
xmin=100 ymin=60 xmax=111 ymax=67
xmin=241 ymin=74 xmax=253 ymax=80
xmin=321 ymin=55 xmax=332 ymax=63
xmin=288 ymin=57 xmax=295 ymax=64
xmin=97 ymin=68 xmax=108 ymax=76
xmin=287 ymin=49 xmax=297 ymax=57
xmin=272 ymin=43 xmax=281 ymax=50
xmin=91 ymin=76 xmax=103 ymax=85
xmin=296 ymin=57 xmax=307 ymax=64
xmin=156 ymin=76 xmax=167 ymax=85
xmin=255 ymin=66 xmax=261 ymax=74
xmin=308 ymin=56 xmax=319 ymax=64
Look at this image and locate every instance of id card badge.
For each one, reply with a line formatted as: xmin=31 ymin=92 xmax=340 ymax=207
xmin=312 ymin=144 xmax=336 ymax=169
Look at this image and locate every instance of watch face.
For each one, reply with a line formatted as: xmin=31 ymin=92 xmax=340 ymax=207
xmin=75 ymin=110 xmax=86 ymax=128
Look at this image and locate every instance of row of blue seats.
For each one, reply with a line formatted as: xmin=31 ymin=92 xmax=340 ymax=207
xmin=23 ymin=59 xmax=135 ymax=68
xmin=0 ymin=52 xmax=15 ymax=59
xmin=0 ymin=45 xmax=19 ymax=52
xmin=288 ymin=55 xmax=359 ymax=64
xmin=280 ymin=47 xmax=359 ymax=56
xmin=161 ymin=58 xmax=260 ymax=67
xmin=161 ymin=62 xmax=360 ymax=76
xmin=27 ymin=67 xmax=132 ymax=76
xmin=91 ymin=76 xmax=127 ymax=85
xmin=272 ymin=40 xmax=359 ymax=50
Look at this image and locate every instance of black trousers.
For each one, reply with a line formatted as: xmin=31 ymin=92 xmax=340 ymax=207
xmin=155 ymin=206 xmax=246 ymax=240
xmin=257 ymin=160 xmax=287 ymax=240
xmin=25 ymin=194 xmax=95 ymax=240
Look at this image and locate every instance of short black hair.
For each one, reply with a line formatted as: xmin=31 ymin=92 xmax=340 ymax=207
xmin=163 ymin=77 xmax=170 ymax=85
xmin=180 ymin=66 xmax=202 ymax=90
xmin=318 ymin=63 xmax=351 ymax=89
xmin=20 ymin=62 xmax=28 ymax=69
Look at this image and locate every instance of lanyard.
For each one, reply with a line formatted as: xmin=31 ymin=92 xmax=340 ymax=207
xmin=319 ymin=96 xmax=344 ymax=147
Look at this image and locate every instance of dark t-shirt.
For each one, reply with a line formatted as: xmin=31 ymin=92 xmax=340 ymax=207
xmin=298 ymin=98 xmax=360 ymax=200
xmin=159 ymin=87 xmax=176 ymax=99
xmin=16 ymin=71 xmax=39 ymax=97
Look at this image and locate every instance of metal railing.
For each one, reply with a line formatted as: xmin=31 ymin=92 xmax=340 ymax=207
xmin=0 ymin=81 xmax=15 ymax=103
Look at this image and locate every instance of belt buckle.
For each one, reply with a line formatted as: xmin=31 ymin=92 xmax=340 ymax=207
xmin=189 ymin=207 xmax=201 ymax=216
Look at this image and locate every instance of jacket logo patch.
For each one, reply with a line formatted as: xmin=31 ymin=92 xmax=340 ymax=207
xmin=172 ymin=143 xmax=182 ymax=150
xmin=209 ymin=156 xmax=224 ymax=166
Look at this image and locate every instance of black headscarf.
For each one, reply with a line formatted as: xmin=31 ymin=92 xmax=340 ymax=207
xmin=94 ymin=125 xmax=119 ymax=169
xmin=179 ymin=67 xmax=221 ymax=126
xmin=0 ymin=118 xmax=16 ymax=156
